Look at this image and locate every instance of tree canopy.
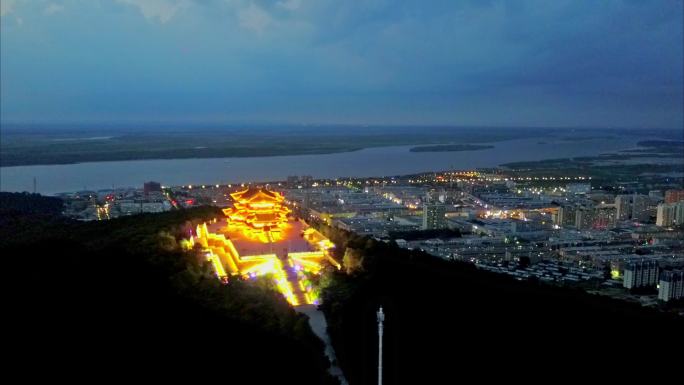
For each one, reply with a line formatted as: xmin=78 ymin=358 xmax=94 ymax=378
xmin=316 ymin=222 xmax=684 ymax=384
xmin=3 ymin=197 xmax=337 ymax=384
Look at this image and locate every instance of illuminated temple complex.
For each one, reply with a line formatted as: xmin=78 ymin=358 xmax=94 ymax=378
xmin=185 ymin=187 xmax=340 ymax=306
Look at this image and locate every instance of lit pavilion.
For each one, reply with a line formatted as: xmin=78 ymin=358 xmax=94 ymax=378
xmin=222 ymin=187 xmax=291 ymax=242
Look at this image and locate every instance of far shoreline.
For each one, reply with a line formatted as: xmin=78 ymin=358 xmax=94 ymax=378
xmin=2 ymin=126 xmax=679 ymax=168
xmin=409 ymin=144 xmax=495 ymax=153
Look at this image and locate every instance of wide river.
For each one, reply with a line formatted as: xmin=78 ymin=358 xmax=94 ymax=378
xmin=0 ymin=136 xmax=650 ymax=194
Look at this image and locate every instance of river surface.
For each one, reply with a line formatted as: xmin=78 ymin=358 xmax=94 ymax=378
xmin=0 ymin=136 xmax=648 ymax=194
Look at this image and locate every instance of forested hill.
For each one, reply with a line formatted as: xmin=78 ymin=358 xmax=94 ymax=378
xmin=0 ymin=191 xmax=63 ymax=215
xmin=313 ymin=221 xmax=684 ymax=385
xmin=2 ymin=193 xmax=336 ymax=384
xmin=5 ymin=193 xmax=683 ymax=384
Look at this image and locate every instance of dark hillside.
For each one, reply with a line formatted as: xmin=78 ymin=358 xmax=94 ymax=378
xmin=316 ymin=223 xmax=684 ymax=384
xmin=2 ymin=194 xmax=336 ymax=383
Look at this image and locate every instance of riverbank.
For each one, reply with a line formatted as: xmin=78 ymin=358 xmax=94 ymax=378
xmin=1 ymin=136 xmax=649 ymax=194
xmin=0 ymin=125 xmax=552 ymax=167
xmin=409 ymin=144 xmax=494 ymax=152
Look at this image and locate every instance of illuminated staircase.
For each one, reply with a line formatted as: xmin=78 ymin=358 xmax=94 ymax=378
xmin=285 ymin=266 xmax=309 ymax=306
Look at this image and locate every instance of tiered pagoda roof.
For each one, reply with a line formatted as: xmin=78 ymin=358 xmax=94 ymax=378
xmin=222 ymin=187 xmax=290 ymax=238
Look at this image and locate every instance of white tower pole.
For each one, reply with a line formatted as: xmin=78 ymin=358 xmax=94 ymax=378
xmin=377 ymin=306 xmax=385 ymax=385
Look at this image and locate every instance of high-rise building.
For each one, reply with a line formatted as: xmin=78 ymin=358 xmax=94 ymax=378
xmin=664 ymin=189 xmax=684 ymax=204
xmin=623 ymin=260 xmax=659 ymax=289
xmin=143 ymin=181 xmax=162 ymax=195
xmin=302 ymin=191 xmax=311 ymax=210
xmin=575 ymin=206 xmax=595 ymax=230
xmin=631 ymin=194 xmax=654 ymax=222
xmin=655 ymin=203 xmax=671 ymax=226
xmin=422 ymin=201 xmax=446 ymax=230
xmin=656 ymin=202 xmax=682 ymax=227
xmin=556 ymin=204 xmax=578 ymax=228
xmin=574 ymin=204 xmax=616 ymax=230
xmin=658 ymin=270 xmax=684 ymax=302
xmin=615 ymin=195 xmax=632 ymax=221
xmin=594 ymin=204 xmax=617 ymax=229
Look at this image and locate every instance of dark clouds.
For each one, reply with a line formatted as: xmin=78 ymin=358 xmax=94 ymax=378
xmin=1 ymin=0 xmax=682 ymax=128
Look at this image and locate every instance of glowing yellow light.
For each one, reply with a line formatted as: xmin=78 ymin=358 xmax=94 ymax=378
xmin=192 ymin=206 xmax=339 ymax=306
xmin=222 ymin=188 xmax=291 ymax=243
xmin=180 ymin=237 xmax=194 ymax=250
xmin=207 ymin=251 xmax=228 ymax=279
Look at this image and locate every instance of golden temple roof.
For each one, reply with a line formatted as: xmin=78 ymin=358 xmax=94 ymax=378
xmin=230 ymin=187 xmax=282 ymax=202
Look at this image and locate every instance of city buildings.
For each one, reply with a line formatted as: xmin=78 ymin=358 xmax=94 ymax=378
xmin=631 ymin=194 xmax=655 ymax=222
xmin=422 ymin=200 xmax=446 ymax=230
xmin=664 ymin=189 xmax=684 ymax=204
xmin=623 ymin=260 xmax=659 ymax=289
xmin=60 ymin=184 xmax=173 ymax=220
xmin=53 ymin=167 xmax=684 ymax=310
xmin=556 ymin=204 xmax=579 ymax=228
xmin=143 ymin=181 xmax=162 ymax=195
xmin=658 ymin=270 xmax=684 ymax=302
xmin=566 ymin=183 xmax=591 ymax=195
xmin=648 ymin=190 xmax=663 ymax=199
xmin=656 ymin=202 xmax=684 ymax=227
xmin=564 ymin=202 xmax=619 ymax=230
xmin=615 ymin=195 xmax=632 ymax=221
xmin=286 ymin=175 xmax=314 ymax=188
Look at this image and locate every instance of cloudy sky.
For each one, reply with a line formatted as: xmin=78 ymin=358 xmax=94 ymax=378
xmin=1 ymin=0 xmax=682 ymax=128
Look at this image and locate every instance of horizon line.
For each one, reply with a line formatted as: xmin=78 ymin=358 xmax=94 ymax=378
xmin=1 ymin=121 xmax=682 ymax=131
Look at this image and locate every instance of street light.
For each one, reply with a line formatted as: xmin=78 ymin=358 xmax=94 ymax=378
xmin=377 ymin=306 xmax=385 ymax=385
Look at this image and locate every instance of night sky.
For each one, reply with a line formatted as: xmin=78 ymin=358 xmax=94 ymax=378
xmin=1 ymin=0 xmax=682 ymax=128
